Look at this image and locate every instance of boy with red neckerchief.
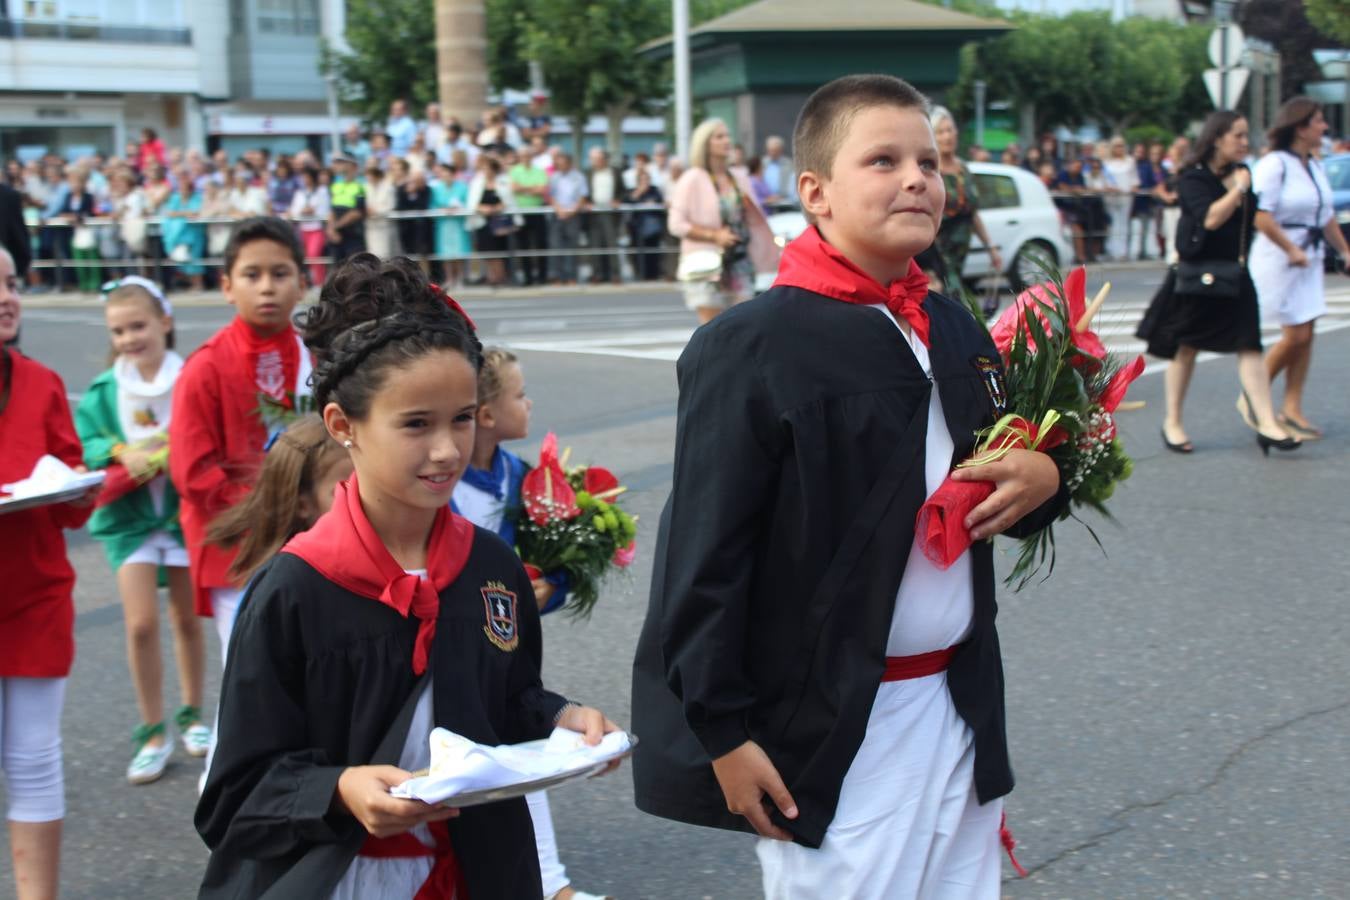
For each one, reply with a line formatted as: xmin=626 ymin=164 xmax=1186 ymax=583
xmin=632 ymin=76 xmax=1068 ymax=897
xmin=169 ymin=217 xmax=313 ymax=660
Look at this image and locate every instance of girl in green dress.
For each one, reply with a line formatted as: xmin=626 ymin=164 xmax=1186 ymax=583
xmin=75 ymin=277 xmax=210 ymax=785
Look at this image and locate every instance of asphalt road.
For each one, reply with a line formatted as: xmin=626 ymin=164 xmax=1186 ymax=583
xmin=3 ymin=267 xmax=1349 ymax=899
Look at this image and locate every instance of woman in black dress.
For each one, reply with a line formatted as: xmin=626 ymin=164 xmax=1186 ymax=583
xmin=1154 ymin=111 xmax=1298 ymax=455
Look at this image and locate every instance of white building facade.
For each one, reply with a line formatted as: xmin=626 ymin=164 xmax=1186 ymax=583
xmin=0 ymin=0 xmax=350 ymax=162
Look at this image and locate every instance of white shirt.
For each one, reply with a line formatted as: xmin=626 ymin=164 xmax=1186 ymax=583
xmin=1253 ymin=150 xmax=1334 ymax=241
xmin=453 ymin=473 xmax=508 ymax=534
xmin=869 ymin=306 xmax=974 ymax=657
xmin=1104 ymin=156 xmax=1139 ymax=194
xmin=590 ymin=168 xmax=616 ymax=206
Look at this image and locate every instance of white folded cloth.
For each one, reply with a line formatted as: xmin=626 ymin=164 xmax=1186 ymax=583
xmin=390 ymin=727 xmax=631 ymax=805
xmin=2 ymin=455 xmax=104 ymax=500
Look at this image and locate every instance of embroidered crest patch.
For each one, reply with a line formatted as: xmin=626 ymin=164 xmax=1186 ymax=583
xmin=481 ymin=581 xmax=519 ymax=652
xmin=971 ymin=355 xmax=1008 ymax=414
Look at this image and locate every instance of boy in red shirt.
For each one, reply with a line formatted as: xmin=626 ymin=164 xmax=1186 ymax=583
xmin=169 ymin=217 xmax=312 ymax=660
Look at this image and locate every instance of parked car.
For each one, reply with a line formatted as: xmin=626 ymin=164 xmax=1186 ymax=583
xmin=765 ymin=161 xmax=1074 ymax=292
xmin=1324 ymin=152 xmax=1349 ymax=273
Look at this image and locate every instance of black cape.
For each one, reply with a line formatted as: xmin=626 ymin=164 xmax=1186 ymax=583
xmin=630 ymin=285 xmax=1069 ymax=848
xmin=196 ymin=527 xmax=568 ymax=899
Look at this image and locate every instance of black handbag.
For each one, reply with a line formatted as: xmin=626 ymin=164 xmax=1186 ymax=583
xmin=1174 ymin=258 xmax=1244 ymax=298
xmin=1175 ymin=189 xmax=1248 ymax=299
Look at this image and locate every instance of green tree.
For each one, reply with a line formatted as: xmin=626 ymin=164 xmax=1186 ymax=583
xmin=518 ymin=0 xmax=670 ymax=157
xmin=1239 ymin=0 xmax=1344 ymax=97
xmin=322 ymin=0 xmax=437 ymax=122
xmin=1306 ymin=0 xmax=1350 ymax=45
xmin=487 ymin=0 xmax=533 ymax=90
xmin=952 ymin=12 xmax=1210 ymax=139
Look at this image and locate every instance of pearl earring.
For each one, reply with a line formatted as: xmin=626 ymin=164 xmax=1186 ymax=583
xmin=343 ymin=440 xmax=353 ymax=449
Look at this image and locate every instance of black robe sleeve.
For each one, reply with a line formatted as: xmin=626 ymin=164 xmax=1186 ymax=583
xmin=1002 ymin=478 xmax=1071 ymax=539
xmin=501 ymin=568 xmax=570 ymax=741
xmin=658 ymin=318 xmax=784 ymax=761
xmin=195 ymin=569 xmax=358 ymax=862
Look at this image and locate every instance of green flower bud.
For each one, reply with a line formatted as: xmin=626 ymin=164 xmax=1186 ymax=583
xmin=594 ymin=516 xmax=607 ymax=533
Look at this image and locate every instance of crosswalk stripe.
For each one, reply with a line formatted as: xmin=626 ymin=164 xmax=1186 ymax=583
xmin=502 ymin=289 xmax=1350 ymax=363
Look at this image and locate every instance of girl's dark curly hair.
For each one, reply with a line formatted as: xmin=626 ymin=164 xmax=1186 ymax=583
xmin=300 ymin=254 xmax=482 ymax=419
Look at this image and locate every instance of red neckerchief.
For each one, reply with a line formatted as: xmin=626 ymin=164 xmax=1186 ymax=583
xmin=224 ymin=316 xmax=301 ymax=404
xmin=777 ymin=226 xmax=934 ymax=348
xmin=282 ymin=473 xmax=474 ymax=674
xmin=773 ymin=225 xmax=932 ymax=345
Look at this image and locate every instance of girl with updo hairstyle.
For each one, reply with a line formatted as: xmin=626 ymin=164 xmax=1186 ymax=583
xmin=196 ymin=254 xmax=624 ymax=900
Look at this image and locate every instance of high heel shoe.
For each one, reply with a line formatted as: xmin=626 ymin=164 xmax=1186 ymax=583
xmin=1255 ymin=431 xmax=1301 ymax=456
xmin=1277 ymin=414 xmax=1323 ymax=440
xmin=1161 ymin=427 xmax=1194 ymax=454
xmin=1236 ymin=391 xmax=1259 ymax=431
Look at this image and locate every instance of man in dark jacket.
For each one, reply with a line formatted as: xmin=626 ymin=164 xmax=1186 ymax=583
xmin=0 ymin=183 xmax=33 ymax=280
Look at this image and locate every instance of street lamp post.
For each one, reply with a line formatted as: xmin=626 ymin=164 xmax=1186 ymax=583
xmin=325 ymin=73 xmax=341 ymax=161
xmin=673 ymin=0 xmax=691 ymax=162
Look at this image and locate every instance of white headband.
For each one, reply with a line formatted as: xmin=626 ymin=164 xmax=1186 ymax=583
xmin=100 ymin=276 xmax=172 ymax=317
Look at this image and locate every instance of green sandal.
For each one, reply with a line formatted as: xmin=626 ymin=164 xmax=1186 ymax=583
xmin=128 ymin=722 xmax=171 ymax=785
xmin=175 ymin=705 xmax=212 ymax=758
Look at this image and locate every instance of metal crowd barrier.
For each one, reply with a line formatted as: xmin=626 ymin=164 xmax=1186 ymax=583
xmin=1044 ymin=187 xmax=1178 ymax=250
xmin=24 ymin=204 xmax=685 ymax=289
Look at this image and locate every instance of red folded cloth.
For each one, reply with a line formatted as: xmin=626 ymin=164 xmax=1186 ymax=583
xmin=916 ymin=416 xmax=1068 ymax=569
xmin=916 ymin=478 xmax=995 ymax=569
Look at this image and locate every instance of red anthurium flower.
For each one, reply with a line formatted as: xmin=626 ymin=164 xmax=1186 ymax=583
xmin=613 ymin=541 xmax=637 ymax=568
xmin=991 ymin=266 xmax=1107 ymax=367
xmin=521 ymin=432 xmax=579 ymax=526
xmin=1100 ymin=354 xmax=1145 ymax=414
xmin=583 ymin=466 xmax=620 ymax=496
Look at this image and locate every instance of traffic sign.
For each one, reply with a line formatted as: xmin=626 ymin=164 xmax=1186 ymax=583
xmin=1204 ymin=67 xmax=1251 ymax=110
xmin=1208 ymin=23 xmax=1245 ymax=68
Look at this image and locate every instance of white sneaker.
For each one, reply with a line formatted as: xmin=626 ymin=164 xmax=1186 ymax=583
xmin=175 ymin=705 xmax=212 ymax=757
xmin=127 ymin=737 xmax=172 ymax=785
xmin=181 ymin=723 xmax=212 ymax=757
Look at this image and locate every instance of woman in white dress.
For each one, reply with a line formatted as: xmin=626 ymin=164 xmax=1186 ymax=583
xmin=1248 ymin=97 xmax=1350 ymax=440
xmin=1102 ymin=136 xmax=1139 ymax=261
xmin=362 ymin=162 xmax=400 ymax=259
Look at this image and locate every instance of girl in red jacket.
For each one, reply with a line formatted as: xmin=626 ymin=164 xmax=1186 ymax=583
xmin=0 ymin=246 xmax=101 ymax=900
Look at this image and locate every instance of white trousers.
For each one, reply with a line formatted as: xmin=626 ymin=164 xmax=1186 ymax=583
xmin=757 ymin=676 xmax=1003 ymax=900
xmin=200 ymin=585 xmax=244 ymax=792
xmin=211 ymin=585 xmax=244 ymax=665
xmin=0 ymin=677 xmax=66 ymax=822
xmin=1106 ymin=194 xmax=1133 ymax=260
xmin=528 ymin=790 xmax=571 ymax=897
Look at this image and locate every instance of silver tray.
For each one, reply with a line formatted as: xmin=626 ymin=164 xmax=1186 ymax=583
xmin=424 ymin=735 xmax=638 ymax=809
xmin=0 ymin=478 xmax=104 ymax=516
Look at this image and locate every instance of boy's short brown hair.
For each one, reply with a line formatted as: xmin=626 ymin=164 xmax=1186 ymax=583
xmin=793 ymin=75 xmax=931 ymax=181
xmin=222 ymin=216 xmax=306 ymax=277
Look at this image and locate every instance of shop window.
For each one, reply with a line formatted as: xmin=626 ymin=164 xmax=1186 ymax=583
xmin=257 ymin=0 xmax=318 ymax=35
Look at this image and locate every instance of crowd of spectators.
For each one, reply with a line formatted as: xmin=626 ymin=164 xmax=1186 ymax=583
xmin=16 ymin=100 xmax=1338 ymax=292
xmin=987 ymin=130 xmax=1348 ymax=266
xmin=3 ymin=95 xmax=801 ymax=294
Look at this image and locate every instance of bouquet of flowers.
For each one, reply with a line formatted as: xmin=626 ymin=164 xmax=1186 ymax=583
xmin=916 ymin=266 xmax=1145 ymax=588
xmin=513 ymin=433 xmax=638 ymax=617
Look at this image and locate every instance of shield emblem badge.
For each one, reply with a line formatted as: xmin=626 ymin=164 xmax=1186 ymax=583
xmin=971 ymin=354 xmax=1008 ymax=414
xmin=481 ymin=581 xmax=519 ymax=652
